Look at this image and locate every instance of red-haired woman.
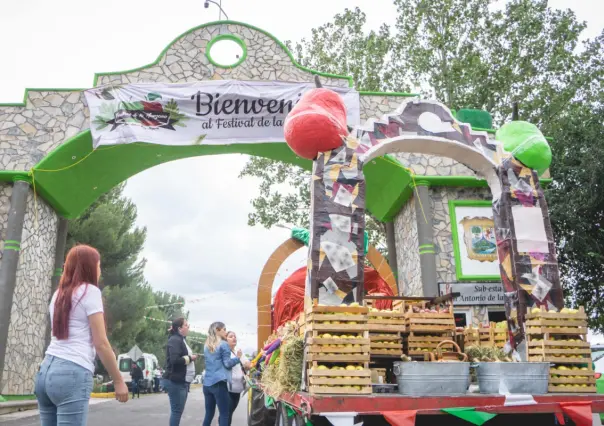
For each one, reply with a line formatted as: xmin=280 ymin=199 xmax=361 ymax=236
xmin=35 ymin=244 xmax=128 ymax=426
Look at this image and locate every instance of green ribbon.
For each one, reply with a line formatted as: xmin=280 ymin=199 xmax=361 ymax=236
xmin=442 ymin=407 xmax=497 ymax=425
xmin=291 ymin=227 xmax=369 ymax=255
xmin=264 ymin=395 xmax=275 ymax=409
xmin=285 ymin=404 xmax=296 ymax=418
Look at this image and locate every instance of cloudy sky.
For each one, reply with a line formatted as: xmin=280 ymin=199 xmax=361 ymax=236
xmin=1 ymin=1 xmax=603 ymax=352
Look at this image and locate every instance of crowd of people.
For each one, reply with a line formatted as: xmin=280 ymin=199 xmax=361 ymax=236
xmin=35 ymin=244 xmax=251 ymax=426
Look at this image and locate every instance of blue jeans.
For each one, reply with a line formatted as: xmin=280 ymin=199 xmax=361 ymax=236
xmin=34 ymin=355 xmax=93 ymax=426
xmin=131 ymin=379 xmax=140 ymax=398
xmin=203 ymin=381 xmax=230 ymax=426
xmin=227 ymin=392 xmax=241 ymax=426
xmin=165 ymin=380 xmax=189 ymax=426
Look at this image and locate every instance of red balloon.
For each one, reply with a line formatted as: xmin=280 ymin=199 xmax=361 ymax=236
xmin=284 ymin=88 xmax=348 ymax=160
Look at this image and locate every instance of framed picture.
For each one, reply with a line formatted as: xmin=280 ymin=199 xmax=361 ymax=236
xmin=449 ymin=200 xmax=500 ymax=281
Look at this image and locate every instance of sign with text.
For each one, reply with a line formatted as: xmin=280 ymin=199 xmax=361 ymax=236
xmin=439 ymin=282 xmax=504 ymax=305
xmin=85 ymin=81 xmax=360 ymax=148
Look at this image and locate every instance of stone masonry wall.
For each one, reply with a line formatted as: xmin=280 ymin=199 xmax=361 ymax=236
xmin=96 ymin=24 xmax=350 ymax=88
xmin=359 ymin=96 xmax=406 ymax=122
xmin=393 ymin=153 xmax=476 ymax=178
xmin=394 ymin=195 xmax=421 ymax=296
xmin=1 ymin=189 xmax=57 ymax=395
xmin=431 ymin=187 xmax=494 ymax=327
xmin=430 ymin=186 xmax=493 ymax=284
xmin=0 ymin=92 xmax=90 ymax=171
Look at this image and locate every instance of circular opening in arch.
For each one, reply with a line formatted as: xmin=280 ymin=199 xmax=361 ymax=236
xmin=206 ymin=35 xmax=247 ymax=69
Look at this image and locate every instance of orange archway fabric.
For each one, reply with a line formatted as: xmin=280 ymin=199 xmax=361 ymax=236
xmin=272 ymin=266 xmax=395 ymax=330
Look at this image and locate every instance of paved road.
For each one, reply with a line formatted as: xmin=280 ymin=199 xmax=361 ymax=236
xmin=2 ymin=387 xmax=248 ymax=426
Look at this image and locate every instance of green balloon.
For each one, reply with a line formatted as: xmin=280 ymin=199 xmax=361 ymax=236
xmin=495 ymin=121 xmax=552 ymax=174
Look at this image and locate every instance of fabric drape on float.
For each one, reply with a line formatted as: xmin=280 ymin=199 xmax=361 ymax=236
xmin=248 ymin=388 xmax=275 ymax=426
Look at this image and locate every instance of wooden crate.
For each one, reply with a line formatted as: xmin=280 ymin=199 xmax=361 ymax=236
xmin=405 ymin=333 xmax=454 ymax=356
xmin=405 ymin=306 xmax=455 ymax=333
xmin=463 ymin=327 xmax=480 ymax=347
xmin=306 ymin=305 xmax=369 ymax=315
xmin=307 ymin=364 xmax=372 ymax=394
xmin=478 ymin=327 xmax=492 ymax=345
xmin=492 ymin=331 xmax=507 ymax=348
xmin=367 ymin=305 xmax=406 ymax=333
xmin=306 ymin=330 xmax=370 ymax=361
xmin=469 ymin=322 xmax=508 ymax=348
xmin=548 ymin=368 xmax=597 ymax=393
xmin=526 ymin=306 xmax=587 ymax=321
xmin=303 ymin=305 xmax=368 ymax=333
xmin=303 ymin=305 xmax=372 ymax=395
xmin=528 ymin=340 xmax=592 ymax=364
xmin=525 ymin=307 xmax=596 ymax=394
xmin=404 ymin=303 xmax=455 ymax=357
xmin=369 ymin=333 xmax=403 ymax=357
xmin=525 ymin=306 xmax=588 ymax=335
xmin=367 ymin=310 xmax=406 ymax=333
xmin=528 ymin=338 xmax=590 ymax=349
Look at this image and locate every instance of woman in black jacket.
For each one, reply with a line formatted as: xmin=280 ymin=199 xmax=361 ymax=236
xmin=164 ymin=318 xmax=198 ymax=426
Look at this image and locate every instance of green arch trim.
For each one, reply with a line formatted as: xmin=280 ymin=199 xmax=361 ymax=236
xmin=205 ymin=34 xmax=247 ymax=69
xmin=30 ymin=130 xmax=413 ymax=220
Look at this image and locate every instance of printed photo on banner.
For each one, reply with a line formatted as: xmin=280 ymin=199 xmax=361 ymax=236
xmin=449 ymin=200 xmax=500 ymax=281
xmin=85 ymin=81 xmax=360 ymax=148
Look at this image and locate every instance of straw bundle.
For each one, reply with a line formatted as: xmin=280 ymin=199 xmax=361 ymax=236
xmin=260 ymin=336 xmax=304 ymax=397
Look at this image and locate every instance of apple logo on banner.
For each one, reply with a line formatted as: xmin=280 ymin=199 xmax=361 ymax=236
xmin=418 ymin=111 xmax=456 ymax=134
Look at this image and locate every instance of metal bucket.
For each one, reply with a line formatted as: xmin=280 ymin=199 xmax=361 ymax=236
xmin=476 ymin=362 xmax=549 ymax=395
xmin=393 ymin=361 xmax=470 ymax=396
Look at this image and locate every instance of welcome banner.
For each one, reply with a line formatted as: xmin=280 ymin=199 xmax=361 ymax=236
xmin=85 ymin=81 xmax=360 ymax=148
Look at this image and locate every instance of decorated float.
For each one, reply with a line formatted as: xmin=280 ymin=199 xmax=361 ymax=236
xmin=248 ymin=77 xmax=604 ymax=425
xmin=0 ymin=19 xmax=601 ymax=424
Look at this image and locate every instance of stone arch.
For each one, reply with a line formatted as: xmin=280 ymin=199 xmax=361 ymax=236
xmin=256 ymin=238 xmax=395 ymax=349
xmin=0 ymin=19 xmax=422 ymax=394
xmin=360 ymin=135 xmax=501 ymax=198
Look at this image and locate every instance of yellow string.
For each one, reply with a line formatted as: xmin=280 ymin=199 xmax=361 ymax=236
xmin=405 ymin=166 xmax=429 ymax=225
xmin=34 ymin=145 xmax=121 ymax=173
xmin=27 ymin=145 xmax=123 ymax=228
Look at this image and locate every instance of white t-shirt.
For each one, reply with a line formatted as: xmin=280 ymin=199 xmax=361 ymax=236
xmin=46 ymin=284 xmax=104 ymax=373
xmin=229 ymin=350 xmax=248 ymax=393
xmin=183 ymin=339 xmax=196 ymax=383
